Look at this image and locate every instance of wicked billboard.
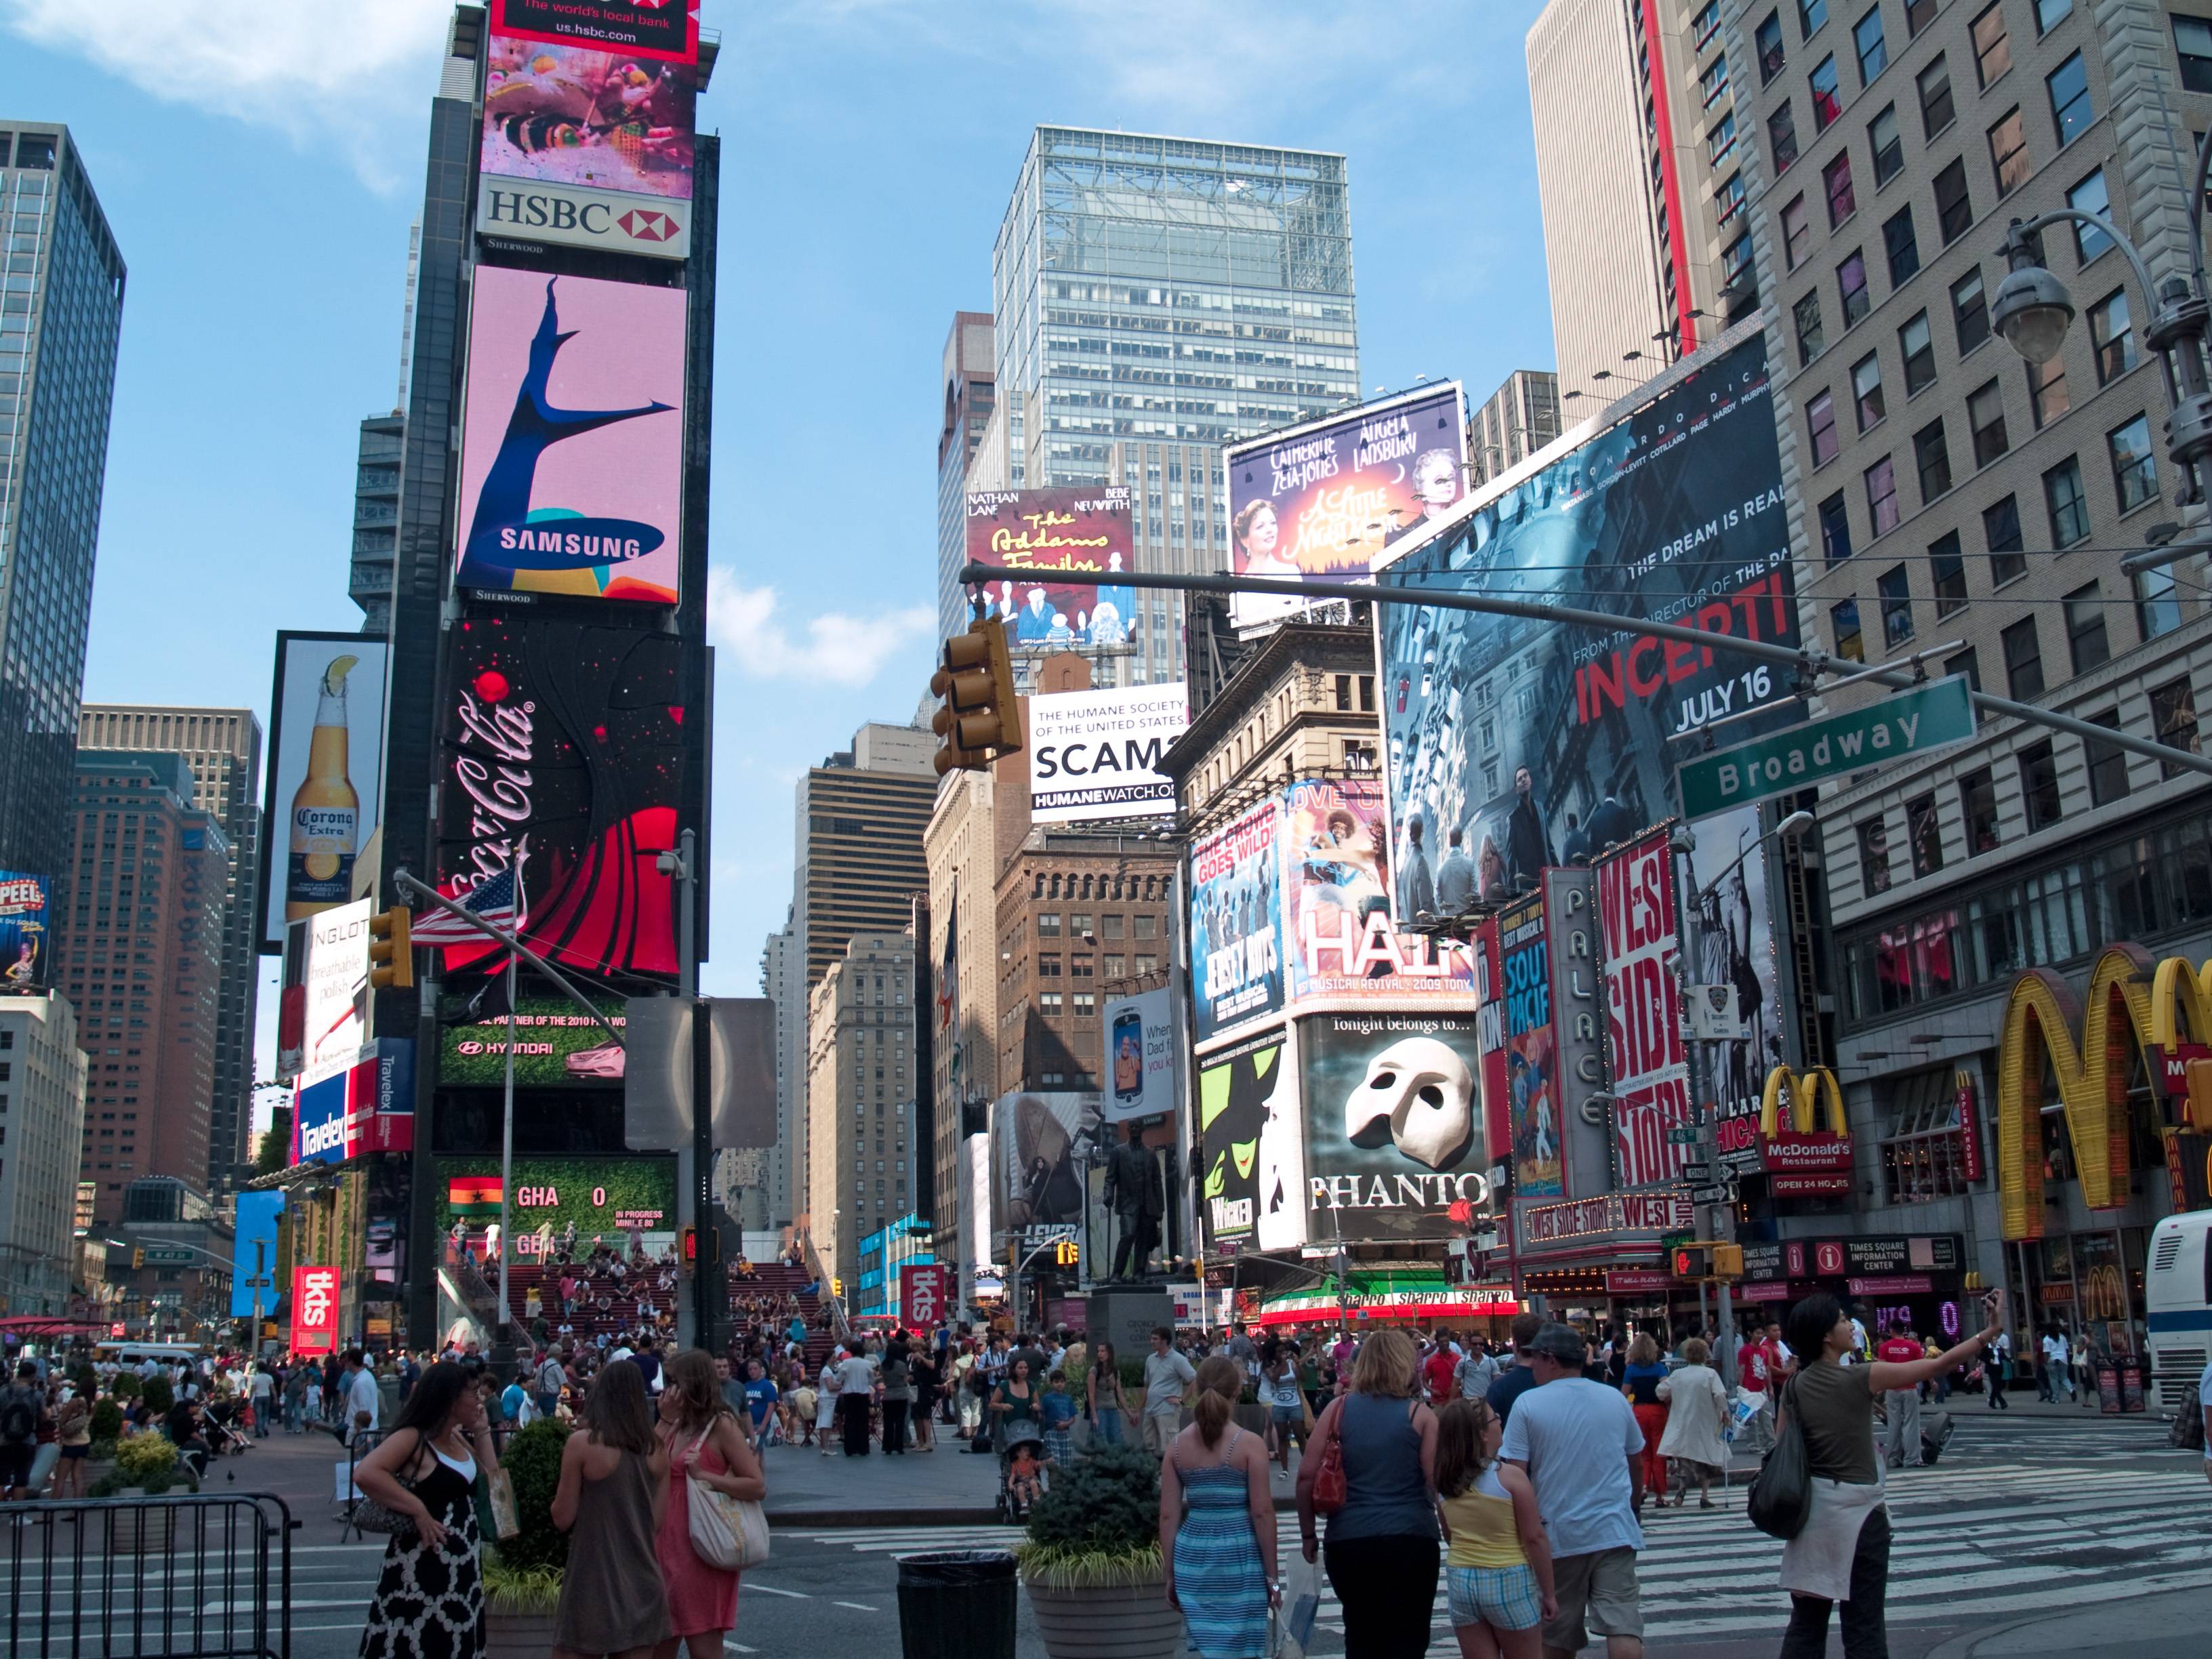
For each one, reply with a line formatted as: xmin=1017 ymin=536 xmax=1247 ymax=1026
xmin=428 ymin=615 xmax=687 ymax=981
xmin=963 ymin=486 xmax=1138 ymax=651
xmin=1196 ymin=1027 xmax=1292 ymax=1249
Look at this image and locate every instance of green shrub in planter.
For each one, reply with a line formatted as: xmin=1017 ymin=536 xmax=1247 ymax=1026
xmin=91 ymin=1430 xmax=190 ymax=1496
xmin=141 ymin=1375 xmax=173 ymax=1415
xmin=482 ymin=1560 xmax=565 ymax=1616
xmin=87 ymin=1437 xmax=118 ymax=1462
xmin=1017 ymin=1441 xmax=1164 ymax=1588
xmin=491 ymin=1417 xmax=573 ymax=1574
xmin=109 ymin=1372 xmax=142 ymax=1401
xmin=90 ymin=1399 xmax=124 ymax=1441
xmin=1119 ymin=1357 xmax=1147 ymax=1395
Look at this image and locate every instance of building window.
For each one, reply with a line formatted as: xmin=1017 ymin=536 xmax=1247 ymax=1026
xmin=1908 ymin=793 xmax=1945 ymax=876
xmin=2026 ymin=353 xmax=2070 ymax=429
xmin=1913 ymin=418 xmax=1952 ymax=501
xmin=1825 ymin=151 xmax=1858 ymax=226
xmin=1948 ymin=645 xmax=1981 ymax=694
xmin=1037 ymin=914 xmax=1061 ymax=937
xmin=2036 ymin=0 xmax=2072 ymax=30
xmin=2084 ymin=711 xmax=2131 ymax=807
xmin=2003 ymin=617 xmax=2046 ymax=699
xmin=1819 ymin=491 xmax=1856 ymax=563
xmin=2019 ymin=740 xmax=2063 ymax=831
xmin=2047 ymin=52 xmax=2092 ymax=146
xmin=1811 ymin=56 xmax=1843 ymax=129
xmin=1038 ymin=954 xmax=1062 ymax=978
xmin=1702 ymin=54 xmax=1733 ymax=106
xmin=2152 ymin=676 xmax=2203 ymax=777
xmin=1971 ymin=2 xmax=2011 ymax=87
xmin=2137 ymin=566 xmax=2184 ymax=642
xmin=1879 ymin=564 xmax=1916 ymax=646
xmin=1880 ymin=1069 xmax=1975 ymax=1203
xmin=1759 ymin=9 xmax=1787 ymax=81
xmin=2178 ymin=16 xmax=2212 ymax=94
xmin=1854 ymin=5 xmax=1887 ymax=81
xmin=1865 ymin=104 xmax=1904 ymax=187
xmin=1906 ymin=0 xmax=1938 ymax=35
xmin=1960 ymin=767 xmax=2001 ymax=853
xmin=1795 ymin=290 xmax=1827 ymax=365
xmin=1851 ymin=351 xmax=1885 ymax=429
xmin=2044 ymin=456 xmax=2090 ymax=545
xmin=1952 ymin=266 xmax=1990 ymax=353
xmin=2065 ymin=581 xmax=2110 ymax=673
xmin=1883 ymin=205 xmax=1920 ymax=283
xmin=1807 ymin=390 xmax=1841 ymax=465
xmin=2088 ymin=291 xmax=2136 ymax=384
xmin=1832 ymin=598 xmax=1866 ymax=661
xmin=1783 ymin=194 xmax=1811 ymax=267
xmin=1801 ymin=0 xmax=1829 ymax=36
xmin=1984 ymin=493 xmax=2027 ymax=585
xmin=1919 ymin=54 xmax=1955 ymax=137
xmin=1987 ymin=108 xmax=2028 ymax=197
xmin=2066 ymin=169 xmax=2114 ymax=264
xmin=1933 ymin=158 xmax=1973 ymax=244
xmin=1860 ymin=817 xmax=1893 ymax=893
xmin=1715 ymin=170 xmax=1748 ymax=225
xmin=1770 ymin=101 xmax=1802 ymax=173
xmin=1966 ymin=379 xmax=2009 ymax=466
xmin=1866 ymin=453 xmax=1902 ymax=531
xmin=1708 ymin=110 xmax=1737 ymax=166
xmin=2108 ymin=414 xmax=2158 ymax=510
xmin=1931 ymin=531 xmax=1968 ymax=615
xmin=1722 ymin=232 xmax=1755 ymax=291
xmin=1899 ymin=311 xmax=1936 ymax=394
xmin=1840 ymin=249 xmax=1872 ymax=323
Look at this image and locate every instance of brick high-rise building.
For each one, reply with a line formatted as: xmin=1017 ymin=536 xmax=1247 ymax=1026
xmin=804 ymin=930 xmax=917 ymax=1290
xmin=0 ymin=991 xmax=87 ymax=1314
xmin=55 ymin=751 xmax=226 ymax=1224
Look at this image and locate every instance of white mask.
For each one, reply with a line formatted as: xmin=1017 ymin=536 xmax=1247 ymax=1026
xmin=1345 ymin=1036 xmax=1476 ymax=1170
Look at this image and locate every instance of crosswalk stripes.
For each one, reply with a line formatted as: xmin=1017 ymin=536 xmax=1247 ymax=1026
xmin=787 ymin=1456 xmax=2209 ymax=1647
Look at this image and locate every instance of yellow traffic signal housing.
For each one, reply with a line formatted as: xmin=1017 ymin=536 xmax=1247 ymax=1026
xmin=931 ymin=617 xmax=1025 ymax=775
xmin=1711 ymin=1243 xmax=1744 ymax=1281
xmin=368 ymin=906 xmax=414 ymax=990
xmin=1053 ymin=1237 xmax=1080 ymax=1267
xmin=131 ymin=1248 xmax=144 ymax=1270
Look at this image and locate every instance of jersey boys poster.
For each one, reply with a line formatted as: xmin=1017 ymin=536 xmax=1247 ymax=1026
xmin=1190 ymin=798 xmax=1284 ymax=1043
xmin=1378 ymin=335 xmax=1793 ymax=918
xmin=431 ymin=615 xmax=687 ymax=981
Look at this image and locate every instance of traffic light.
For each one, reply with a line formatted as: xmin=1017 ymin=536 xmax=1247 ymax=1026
xmin=1711 ymin=1243 xmax=1744 ymax=1281
xmin=930 ymin=617 xmax=1024 ymax=775
xmin=368 ymin=905 xmax=414 ymax=990
xmin=1670 ymin=1244 xmax=1711 ymax=1282
xmin=831 ymin=1277 xmax=844 ymax=1298
xmin=1052 ymin=1237 xmax=1080 ymax=1268
xmin=131 ymin=1248 xmax=144 ymax=1270
xmin=681 ymin=1226 xmax=697 ymax=1265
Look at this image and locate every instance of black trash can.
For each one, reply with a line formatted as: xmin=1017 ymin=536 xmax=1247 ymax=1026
xmin=897 ymin=1549 xmax=1018 ymax=1659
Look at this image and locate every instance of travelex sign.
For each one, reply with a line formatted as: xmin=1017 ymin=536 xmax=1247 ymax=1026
xmin=1678 ymin=675 xmax=1975 ymax=818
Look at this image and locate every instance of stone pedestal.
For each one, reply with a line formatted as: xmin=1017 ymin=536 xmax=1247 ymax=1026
xmin=1086 ymin=1284 xmax=1172 ymax=1359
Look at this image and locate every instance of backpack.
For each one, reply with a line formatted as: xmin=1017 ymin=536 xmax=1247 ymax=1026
xmin=2169 ymin=1389 xmax=2205 ymax=1452
xmin=0 ymin=1389 xmax=36 ymax=1444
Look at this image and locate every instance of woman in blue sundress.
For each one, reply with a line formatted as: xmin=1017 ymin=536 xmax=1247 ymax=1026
xmin=1160 ymin=1355 xmax=1277 ymax=1659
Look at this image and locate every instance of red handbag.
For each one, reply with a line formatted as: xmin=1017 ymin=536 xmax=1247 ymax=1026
xmin=1310 ymin=1406 xmax=1347 ymax=1513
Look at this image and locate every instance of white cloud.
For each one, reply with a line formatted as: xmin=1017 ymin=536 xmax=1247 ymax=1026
xmin=3 ymin=0 xmax=450 ymax=189
xmin=707 ymin=567 xmax=933 ymax=687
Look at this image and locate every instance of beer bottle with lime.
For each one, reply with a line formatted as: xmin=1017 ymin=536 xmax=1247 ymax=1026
xmin=287 ymin=654 xmax=361 ymax=920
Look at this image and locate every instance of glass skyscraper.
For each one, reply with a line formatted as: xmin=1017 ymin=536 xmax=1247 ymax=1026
xmin=991 ymin=127 xmax=1359 ymax=684
xmin=0 ymin=124 xmax=125 ymax=890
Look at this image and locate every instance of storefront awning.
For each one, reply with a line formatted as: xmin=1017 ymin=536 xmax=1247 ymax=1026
xmin=1256 ymin=1267 xmax=1519 ymax=1326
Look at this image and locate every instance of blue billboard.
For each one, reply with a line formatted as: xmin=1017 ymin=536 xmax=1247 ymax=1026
xmin=231 ymin=1190 xmax=285 ymax=1318
xmin=0 ymin=870 xmax=49 ymax=990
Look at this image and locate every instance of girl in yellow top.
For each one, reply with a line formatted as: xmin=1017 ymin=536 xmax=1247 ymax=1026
xmin=1434 ymin=1397 xmax=1557 ymax=1659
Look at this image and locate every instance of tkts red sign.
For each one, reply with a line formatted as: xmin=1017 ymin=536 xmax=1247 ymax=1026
xmin=901 ymin=1264 xmax=949 ymax=1327
xmin=1597 ymin=830 xmax=1692 ymax=1189
xmin=292 ymin=1265 xmax=340 ymax=1356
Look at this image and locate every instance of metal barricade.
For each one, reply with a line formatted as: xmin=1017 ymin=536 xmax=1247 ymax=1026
xmin=0 ymin=1492 xmax=294 ymax=1659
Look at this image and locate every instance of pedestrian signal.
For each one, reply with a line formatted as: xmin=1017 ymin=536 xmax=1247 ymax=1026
xmin=1052 ymin=1237 xmax=1080 ymax=1268
xmin=1671 ymin=1245 xmax=1711 ymax=1281
xmin=1711 ymin=1243 xmax=1744 ymax=1281
xmin=681 ymin=1226 xmax=696 ymax=1265
xmin=368 ymin=905 xmax=414 ymax=990
xmin=930 ymin=617 xmax=1023 ymax=775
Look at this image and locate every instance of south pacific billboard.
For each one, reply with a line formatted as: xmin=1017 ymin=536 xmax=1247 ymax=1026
xmin=0 ymin=871 xmax=49 ymax=991
xmin=492 ymin=0 xmax=699 ymax=63
xmin=1227 ymin=383 xmax=1467 ymax=627
xmin=1190 ymin=798 xmax=1285 ymax=1043
xmin=1496 ymin=893 xmax=1561 ymax=1198
xmin=430 ymin=615 xmax=687 ymax=981
xmin=1298 ymin=1010 xmax=1491 ymax=1242
xmin=993 ymin=1090 xmax=1099 ymax=1234
xmin=455 ymin=268 xmax=687 ymax=605
xmin=964 ymin=487 xmax=1138 ymax=651
xmin=1378 ymin=335 xmax=1792 ymax=915
xmin=260 ymin=635 xmax=390 ymax=951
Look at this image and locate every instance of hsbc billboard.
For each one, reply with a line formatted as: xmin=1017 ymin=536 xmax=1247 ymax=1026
xmin=478 ymin=180 xmax=691 ymax=262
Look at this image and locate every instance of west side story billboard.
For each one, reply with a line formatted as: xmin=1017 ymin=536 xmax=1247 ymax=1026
xmin=964 ymin=487 xmax=1138 ymax=651
xmin=1227 ymin=384 xmax=1467 ymax=627
xmin=1378 ymin=336 xmax=1791 ymax=912
xmin=454 ymin=268 xmax=687 ymax=605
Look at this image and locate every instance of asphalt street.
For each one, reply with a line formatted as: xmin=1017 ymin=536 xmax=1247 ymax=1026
xmin=8 ymin=1409 xmax=2197 ymax=1658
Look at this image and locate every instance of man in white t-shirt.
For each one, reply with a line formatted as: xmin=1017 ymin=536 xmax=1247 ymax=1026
xmin=2041 ymin=1329 xmax=2074 ymax=1400
xmin=339 ymin=1349 xmax=380 ymax=1446
xmin=247 ymin=1365 xmax=275 ymax=1437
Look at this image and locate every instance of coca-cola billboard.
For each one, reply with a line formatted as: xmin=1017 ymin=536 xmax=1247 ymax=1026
xmin=432 ymin=615 xmax=689 ymax=980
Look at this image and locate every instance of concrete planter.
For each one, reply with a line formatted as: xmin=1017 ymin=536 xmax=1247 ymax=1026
xmin=104 ymin=1491 xmax=175 ymax=1556
xmin=1026 ymin=1576 xmax=1186 ymax=1659
xmin=484 ymin=1610 xmax=560 ymax=1658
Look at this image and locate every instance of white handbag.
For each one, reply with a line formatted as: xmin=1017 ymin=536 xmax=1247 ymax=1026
xmin=684 ymin=1430 xmax=770 ymax=1571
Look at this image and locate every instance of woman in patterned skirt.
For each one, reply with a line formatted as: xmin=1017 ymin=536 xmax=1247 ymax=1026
xmin=356 ymin=1361 xmax=499 ymax=1659
xmin=1159 ymin=1356 xmax=1277 ymax=1659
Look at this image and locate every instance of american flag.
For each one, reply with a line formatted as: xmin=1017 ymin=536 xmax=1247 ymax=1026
xmin=412 ymin=868 xmax=521 ymax=944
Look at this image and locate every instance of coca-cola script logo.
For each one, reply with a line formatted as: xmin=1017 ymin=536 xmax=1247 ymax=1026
xmin=451 ymin=669 xmax=537 ymax=894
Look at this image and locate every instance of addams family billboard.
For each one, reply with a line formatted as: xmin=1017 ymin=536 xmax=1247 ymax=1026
xmin=964 ymin=487 xmax=1138 ymax=651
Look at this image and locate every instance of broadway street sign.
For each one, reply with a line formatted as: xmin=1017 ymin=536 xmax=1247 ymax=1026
xmin=1678 ymin=675 xmax=1975 ymax=818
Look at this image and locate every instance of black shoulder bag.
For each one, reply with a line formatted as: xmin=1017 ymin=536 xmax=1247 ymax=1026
xmin=1746 ymin=1374 xmax=1813 ymax=1540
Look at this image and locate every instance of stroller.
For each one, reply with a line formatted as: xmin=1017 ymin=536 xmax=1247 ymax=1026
xmin=203 ymin=1397 xmax=254 ymax=1458
xmin=996 ymin=1422 xmax=1050 ymax=1521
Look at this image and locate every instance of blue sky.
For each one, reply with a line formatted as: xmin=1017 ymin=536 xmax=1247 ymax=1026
xmin=5 ymin=0 xmax=1554 ymax=1081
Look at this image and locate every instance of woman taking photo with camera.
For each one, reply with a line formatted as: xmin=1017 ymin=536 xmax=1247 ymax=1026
xmin=1774 ymin=1287 xmax=2006 ymax=1659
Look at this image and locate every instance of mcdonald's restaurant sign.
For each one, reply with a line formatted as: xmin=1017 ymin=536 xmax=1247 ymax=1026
xmin=1996 ymin=943 xmax=2212 ymax=1243
xmin=1759 ymin=1065 xmax=1853 ymax=1196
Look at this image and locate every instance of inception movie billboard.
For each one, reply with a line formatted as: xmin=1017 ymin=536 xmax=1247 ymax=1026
xmin=0 ymin=871 xmax=49 ymax=991
xmin=430 ymin=615 xmax=687 ymax=981
xmin=1227 ymin=383 xmax=1467 ymax=627
xmin=492 ymin=0 xmax=699 ymax=62
xmin=963 ymin=487 xmax=1137 ymax=651
xmin=1378 ymin=335 xmax=1791 ymax=915
xmin=454 ymin=268 xmax=687 ymax=605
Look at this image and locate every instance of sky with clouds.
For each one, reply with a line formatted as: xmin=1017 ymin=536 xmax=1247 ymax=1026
xmin=5 ymin=0 xmax=1555 ymax=1084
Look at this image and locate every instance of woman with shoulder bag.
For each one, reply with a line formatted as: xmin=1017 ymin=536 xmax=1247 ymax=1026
xmin=356 ymin=1360 xmax=501 ymax=1659
xmin=653 ymin=1351 xmax=766 ymax=1659
xmin=1773 ymin=1289 xmax=2005 ymax=1659
xmin=1294 ymin=1328 xmax=1441 ymax=1659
